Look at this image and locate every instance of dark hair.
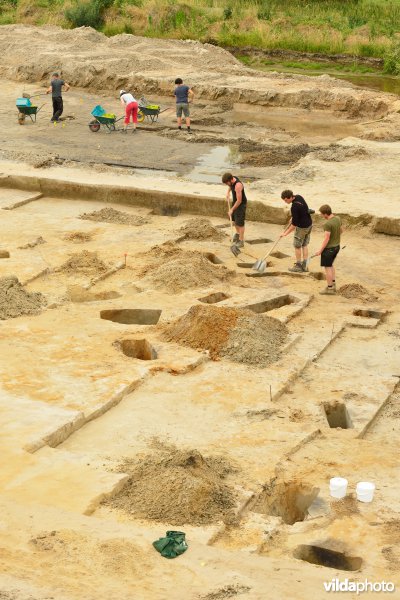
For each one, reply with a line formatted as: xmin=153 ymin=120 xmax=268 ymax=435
xmin=175 ymin=78 xmax=183 ymax=84
xmin=319 ymin=204 xmax=332 ymax=215
xmin=281 ymin=190 xmax=294 ymax=200
xmin=52 ymin=72 xmax=59 ymax=77
xmin=222 ymin=172 xmax=233 ymax=184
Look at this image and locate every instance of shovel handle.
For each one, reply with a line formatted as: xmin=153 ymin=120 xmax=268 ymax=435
xmin=226 ymin=195 xmax=235 ymax=243
xmin=258 ymin=236 xmax=281 ymax=262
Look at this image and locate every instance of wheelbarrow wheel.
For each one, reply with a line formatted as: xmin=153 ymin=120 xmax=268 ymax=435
xmin=89 ymin=120 xmax=100 ymax=133
xmin=137 ymin=110 xmax=145 ymax=123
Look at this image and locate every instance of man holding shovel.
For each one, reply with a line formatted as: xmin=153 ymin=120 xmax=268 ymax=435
xmin=314 ymin=204 xmax=342 ymax=295
xmin=280 ymin=190 xmax=312 ymax=272
xmin=46 ymin=73 xmax=70 ymax=122
xmin=222 ymin=173 xmax=247 ymax=248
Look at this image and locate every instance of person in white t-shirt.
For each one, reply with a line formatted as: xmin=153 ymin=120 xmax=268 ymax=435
xmin=119 ymin=90 xmax=138 ymax=133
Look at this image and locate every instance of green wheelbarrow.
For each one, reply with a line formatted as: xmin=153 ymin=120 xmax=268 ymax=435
xmin=16 ymin=98 xmax=44 ymax=124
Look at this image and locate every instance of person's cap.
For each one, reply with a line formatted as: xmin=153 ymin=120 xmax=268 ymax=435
xmin=119 ymin=89 xmax=127 ymax=96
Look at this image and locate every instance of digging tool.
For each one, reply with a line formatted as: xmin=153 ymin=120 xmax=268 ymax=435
xmin=226 ymin=196 xmax=240 ymax=257
xmin=252 ymin=236 xmax=281 ymax=273
xmin=22 ymin=92 xmax=47 ymax=100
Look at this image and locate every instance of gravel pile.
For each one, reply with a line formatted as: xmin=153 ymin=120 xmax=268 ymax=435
xmin=80 ymin=207 xmax=149 ymax=226
xmin=164 ymin=305 xmax=288 ymax=366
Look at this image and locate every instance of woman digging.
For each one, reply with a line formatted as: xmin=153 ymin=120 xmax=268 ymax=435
xmin=119 ymin=90 xmax=138 ymax=133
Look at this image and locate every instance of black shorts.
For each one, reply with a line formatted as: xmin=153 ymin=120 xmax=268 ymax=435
xmin=232 ymin=204 xmax=246 ymax=227
xmin=321 ymin=245 xmax=340 ymax=267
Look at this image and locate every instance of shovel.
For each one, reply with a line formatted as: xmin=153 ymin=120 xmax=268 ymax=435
xmin=22 ymin=92 xmax=47 ymax=100
xmin=226 ymin=197 xmax=241 ymax=257
xmin=252 ymin=237 xmax=281 ymax=273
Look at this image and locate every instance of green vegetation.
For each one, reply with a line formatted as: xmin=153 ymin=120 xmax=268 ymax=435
xmin=1 ymin=0 xmax=400 ymax=68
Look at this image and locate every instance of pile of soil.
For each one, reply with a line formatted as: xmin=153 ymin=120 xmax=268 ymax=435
xmin=338 ymin=283 xmax=378 ymax=302
xmin=145 ymin=253 xmax=235 ymax=293
xmin=140 ymin=241 xmax=184 ymax=262
xmin=241 ymin=142 xmax=310 ymax=167
xmin=313 ymin=144 xmax=369 ymax=162
xmin=0 ymin=276 xmax=46 ymax=319
xmin=200 ymin=585 xmax=251 ymax=599
xmin=56 ymin=250 xmax=108 ymax=275
xmin=178 ymin=218 xmax=224 ymax=241
xmin=18 ymin=236 xmax=46 ymax=249
xmin=164 ymin=305 xmax=288 ymax=366
xmin=80 ymin=207 xmax=149 ymax=226
xmin=63 ymin=231 xmax=94 ymax=243
xmin=108 ymin=447 xmax=237 ymax=526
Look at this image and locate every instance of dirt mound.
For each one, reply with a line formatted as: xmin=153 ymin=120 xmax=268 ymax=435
xmin=56 ymin=250 xmax=108 ymax=275
xmin=108 ymin=447 xmax=237 ymax=526
xmin=0 ymin=276 xmax=46 ymax=319
xmin=241 ymin=143 xmax=310 ymax=167
xmin=199 ymin=585 xmax=251 ymax=599
xmin=178 ymin=218 xmax=224 ymax=241
xmin=145 ymin=253 xmax=235 ymax=293
xmin=164 ymin=305 xmax=288 ymax=366
xmin=18 ymin=236 xmax=45 ymax=249
xmin=64 ymin=231 xmax=95 ymax=243
xmin=338 ymin=283 xmax=378 ymax=302
xmin=313 ymin=145 xmax=369 ymax=162
xmin=80 ymin=207 xmax=149 ymax=226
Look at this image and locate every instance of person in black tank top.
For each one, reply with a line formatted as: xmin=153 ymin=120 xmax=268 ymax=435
xmin=222 ymin=172 xmax=247 ymax=247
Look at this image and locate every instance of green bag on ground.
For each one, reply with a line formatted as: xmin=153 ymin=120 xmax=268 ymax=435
xmin=152 ymin=530 xmax=188 ymax=559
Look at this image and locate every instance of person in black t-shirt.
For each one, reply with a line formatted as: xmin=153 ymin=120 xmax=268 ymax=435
xmin=46 ymin=72 xmax=70 ymax=122
xmin=222 ymin=172 xmax=247 ymax=247
xmin=280 ymin=189 xmax=313 ymax=272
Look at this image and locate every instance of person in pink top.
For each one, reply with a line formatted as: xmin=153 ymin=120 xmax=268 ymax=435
xmin=119 ymin=90 xmax=138 ymax=133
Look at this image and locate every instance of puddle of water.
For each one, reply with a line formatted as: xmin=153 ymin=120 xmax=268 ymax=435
xmin=184 ymin=145 xmax=239 ymax=184
xmin=132 ymin=145 xmax=238 ymax=185
xmin=232 ymin=104 xmax=359 ymax=140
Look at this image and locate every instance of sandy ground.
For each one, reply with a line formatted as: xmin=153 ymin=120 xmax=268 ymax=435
xmin=0 ymin=187 xmax=399 ymax=599
xmin=0 ymin=25 xmax=400 ymax=600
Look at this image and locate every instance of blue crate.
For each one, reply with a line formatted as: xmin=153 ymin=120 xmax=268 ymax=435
xmin=16 ymin=98 xmax=32 ymax=107
xmin=91 ymin=105 xmax=106 ymax=117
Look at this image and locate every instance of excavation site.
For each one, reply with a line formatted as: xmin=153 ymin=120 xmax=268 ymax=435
xmin=0 ymin=23 xmax=399 ymax=600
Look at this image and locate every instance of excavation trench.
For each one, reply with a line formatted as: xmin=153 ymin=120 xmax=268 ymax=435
xmin=198 ymin=292 xmax=229 ymax=304
xmin=252 ymin=480 xmax=320 ymax=525
xmin=119 ymin=339 xmax=158 ymax=360
xmin=324 ymin=401 xmax=353 ymax=429
xmin=243 ymin=295 xmax=296 ymax=314
xmin=353 ymin=308 xmax=384 ymax=319
xmin=294 ymin=545 xmax=363 ymax=571
xmin=100 ymin=309 xmax=162 ymax=325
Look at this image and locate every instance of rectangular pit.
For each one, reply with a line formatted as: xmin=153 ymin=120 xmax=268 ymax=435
xmin=100 ymin=309 xmax=162 ymax=325
xmin=198 ymin=292 xmax=229 ymax=304
xmin=246 ymin=238 xmax=273 ymax=245
xmin=243 ymin=295 xmax=297 ymax=313
xmin=353 ymin=308 xmax=385 ymax=320
xmin=323 ymin=401 xmax=353 ymax=429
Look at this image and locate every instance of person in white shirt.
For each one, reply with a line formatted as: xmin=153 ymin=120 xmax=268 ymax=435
xmin=119 ymin=90 xmax=138 ymax=133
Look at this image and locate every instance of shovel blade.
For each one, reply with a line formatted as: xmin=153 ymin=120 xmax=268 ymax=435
xmin=252 ymin=259 xmax=262 ymax=270
xmin=230 ymin=244 xmax=240 ymax=257
xmin=256 ymin=260 xmax=267 ymax=273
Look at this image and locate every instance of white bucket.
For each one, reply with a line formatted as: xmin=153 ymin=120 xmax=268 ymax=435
xmin=329 ymin=477 xmax=348 ymax=499
xmin=356 ymin=481 xmax=375 ymax=503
